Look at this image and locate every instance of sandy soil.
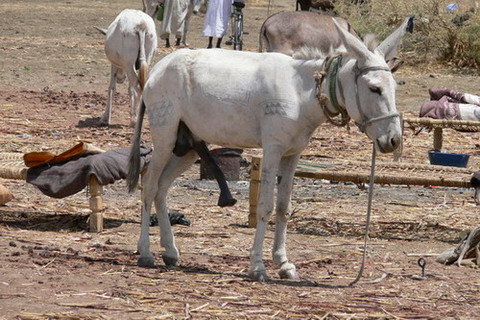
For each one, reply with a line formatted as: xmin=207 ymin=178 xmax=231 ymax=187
xmin=1 ymin=0 xmax=480 ymax=319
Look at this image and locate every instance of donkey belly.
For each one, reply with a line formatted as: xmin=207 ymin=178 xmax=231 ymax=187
xmin=183 ymin=104 xmax=263 ymax=148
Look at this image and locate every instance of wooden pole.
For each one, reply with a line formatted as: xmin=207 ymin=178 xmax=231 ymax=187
xmin=248 ymin=157 xmax=262 ymax=228
xmin=88 ymin=175 xmax=104 ymax=233
xmin=433 ymin=127 xmax=443 ymax=151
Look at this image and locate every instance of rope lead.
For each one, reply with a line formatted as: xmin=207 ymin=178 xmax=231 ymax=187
xmin=349 ymin=143 xmax=376 ymax=286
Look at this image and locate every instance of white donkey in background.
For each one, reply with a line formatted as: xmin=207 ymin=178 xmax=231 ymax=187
xmin=95 ymin=9 xmax=157 ymax=127
xmin=128 ymin=20 xmax=404 ymax=281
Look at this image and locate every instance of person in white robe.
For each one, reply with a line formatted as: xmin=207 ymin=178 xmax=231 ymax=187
xmin=160 ymin=0 xmax=189 ymax=47
xmin=203 ymin=0 xmax=232 ymax=48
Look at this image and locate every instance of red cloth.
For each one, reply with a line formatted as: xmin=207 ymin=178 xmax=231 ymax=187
xmin=419 ymin=95 xmax=460 ymax=120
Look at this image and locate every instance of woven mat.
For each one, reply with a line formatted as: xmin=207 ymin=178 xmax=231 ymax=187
xmin=295 ymin=159 xmax=473 ymax=188
xmin=0 ymin=153 xmax=27 ymax=180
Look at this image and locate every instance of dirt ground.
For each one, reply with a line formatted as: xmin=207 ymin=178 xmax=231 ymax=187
xmin=1 ymin=0 xmax=480 ymax=319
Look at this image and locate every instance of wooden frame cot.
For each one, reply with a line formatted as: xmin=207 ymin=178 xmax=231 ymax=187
xmin=248 ymin=155 xmax=476 ymax=228
xmin=0 ymin=152 xmax=105 ymax=232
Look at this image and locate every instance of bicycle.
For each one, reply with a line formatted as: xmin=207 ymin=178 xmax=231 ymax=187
xmin=225 ymin=1 xmax=245 ymax=50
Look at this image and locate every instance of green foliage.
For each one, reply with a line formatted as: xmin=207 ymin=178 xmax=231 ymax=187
xmin=333 ymin=0 xmax=480 ymax=72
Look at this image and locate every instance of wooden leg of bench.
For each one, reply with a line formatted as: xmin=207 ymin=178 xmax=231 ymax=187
xmin=433 ymin=127 xmax=443 ymax=151
xmin=248 ymin=157 xmax=262 ymax=228
xmin=88 ymin=175 xmax=104 ymax=233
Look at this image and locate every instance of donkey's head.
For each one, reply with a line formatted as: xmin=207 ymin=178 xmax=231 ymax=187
xmin=333 ymin=19 xmax=402 ymax=153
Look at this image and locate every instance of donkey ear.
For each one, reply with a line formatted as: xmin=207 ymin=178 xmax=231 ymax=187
xmin=332 ymin=18 xmax=370 ymax=62
xmin=376 ymin=16 xmax=414 ymax=61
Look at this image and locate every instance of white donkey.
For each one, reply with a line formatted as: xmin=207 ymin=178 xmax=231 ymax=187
xmin=95 ymin=9 xmax=157 ymax=127
xmin=127 ymin=20 xmax=403 ymax=281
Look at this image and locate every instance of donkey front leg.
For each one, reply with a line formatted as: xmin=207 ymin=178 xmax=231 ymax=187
xmin=273 ymin=154 xmax=300 ymax=279
xmin=249 ymin=146 xmax=283 ymax=281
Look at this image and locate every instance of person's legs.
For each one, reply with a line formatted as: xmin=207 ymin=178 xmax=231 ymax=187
xmin=216 ymin=37 xmax=223 ymax=48
xmin=207 ymin=37 xmax=213 ymax=48
xmin=165 ymin=38 xmax=171 ymax=48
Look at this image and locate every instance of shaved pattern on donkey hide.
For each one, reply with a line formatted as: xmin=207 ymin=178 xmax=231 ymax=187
xmin=127 ymin=19 xmax=403 ymax=281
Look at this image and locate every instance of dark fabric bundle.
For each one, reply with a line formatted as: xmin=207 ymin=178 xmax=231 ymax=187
xmin=27 ymin=146 xmax=152 ymax=198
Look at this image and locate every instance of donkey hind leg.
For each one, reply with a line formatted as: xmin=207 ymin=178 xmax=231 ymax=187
xmin=248 ymin=146 xmax=284 ymax=281
xmin=154 ymin=150 xmax=199 ymax=267
xmin=137 ymin=137 xmax=177 ymax=268
xmin=137 ymin=192 xmax=156 ymax=268
xmin=127 ymin=66 xmax=141 ymax=127
xmin=100 ymin=65 xmax=117 ymax=126
xmin=273 ymin=153 xmax=301 ymax=279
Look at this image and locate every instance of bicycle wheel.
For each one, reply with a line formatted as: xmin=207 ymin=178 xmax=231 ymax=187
xmin=225 ymin=14 xmax=235 ymax=46
xmin=233 ymin=13 xmax=243 ymax=50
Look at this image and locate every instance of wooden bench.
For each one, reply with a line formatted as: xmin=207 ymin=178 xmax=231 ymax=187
xmin=403 ymin=117 xmax=480 ymax=151
xmin=248 ymin=156 xmax=476 ymax=227
xmin=0 ymin=152 xmax=105 ymax=232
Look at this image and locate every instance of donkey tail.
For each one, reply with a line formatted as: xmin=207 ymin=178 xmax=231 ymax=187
xmin=127 ymin=99 xmax=146 ymax=193
xmin=258 ymin=20 xmax=266 ymax=52
xmin=93 ymin=26 xmax=108 ymax=35
xmin=137 ymin=28 xmax=148 ymax=90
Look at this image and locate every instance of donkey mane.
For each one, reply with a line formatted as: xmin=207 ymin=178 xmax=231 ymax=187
xmin=292 ymin=47 xmax=336 ymax=60
xmin=292 ymin=33 xmax=379 ymax=61
xmin=292 ymin=34 xmax=378 ymax=61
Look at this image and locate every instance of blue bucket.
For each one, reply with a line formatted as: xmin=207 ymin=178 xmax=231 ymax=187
xmin=428 ymin=151 xmax=470 ymax=167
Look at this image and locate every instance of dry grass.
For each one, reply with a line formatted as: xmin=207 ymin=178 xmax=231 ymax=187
xmin=334 ymin=0 xmax=480 ymax=71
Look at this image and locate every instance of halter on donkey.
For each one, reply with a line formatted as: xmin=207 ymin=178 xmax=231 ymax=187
xmin=127 ymin=19 xmax=402 ymax=281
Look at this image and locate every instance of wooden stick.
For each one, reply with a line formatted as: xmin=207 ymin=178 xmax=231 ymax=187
xmin=433 ymin=127 xmax=443 ymax=151
xmin=88 ymin=175 xmax=104 ymax=233
xmin=404 ymin=117 xmax=480 ymax=128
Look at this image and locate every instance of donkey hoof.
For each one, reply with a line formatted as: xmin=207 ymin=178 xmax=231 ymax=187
xmin=137 ymin=256 xmax=155 ymax=268
xmin=248 ymin=269 xmax=269 ymax=282
xmin=162 ymin=254 xmax=178 ymax=267
xmin=98 ymin=118 xmax=110 ymax=127
xmin=218 ymin=197 xmax=237 ymax=207
xmin=279 ymin=268 xmax=299 ymax=280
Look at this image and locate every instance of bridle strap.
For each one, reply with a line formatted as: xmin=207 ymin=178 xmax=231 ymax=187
xmin=353 ymin=63 xmax=400 ymax=132
xmin=316 ymin=57 xmax=400 ymax=130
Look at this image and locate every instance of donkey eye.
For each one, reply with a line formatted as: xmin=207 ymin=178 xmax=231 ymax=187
xmin=370 ymin=87 xmax=382 ymax=95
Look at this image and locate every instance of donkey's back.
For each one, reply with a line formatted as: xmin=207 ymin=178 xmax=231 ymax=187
xmin=259 ymin=11 xmax=359 ymax=56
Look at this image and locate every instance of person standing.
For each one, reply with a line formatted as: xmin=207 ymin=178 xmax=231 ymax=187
xmin=160 ymin=0 xmax=189 ymax=47
xmin=203 ymin=0 xmax=232 ymax=48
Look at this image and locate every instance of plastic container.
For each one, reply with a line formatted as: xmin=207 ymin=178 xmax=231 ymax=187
xmin=200 ymin=148 xmax=243 ymax=181
xmin=428 ymin=151 xmax=470 ymax=167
